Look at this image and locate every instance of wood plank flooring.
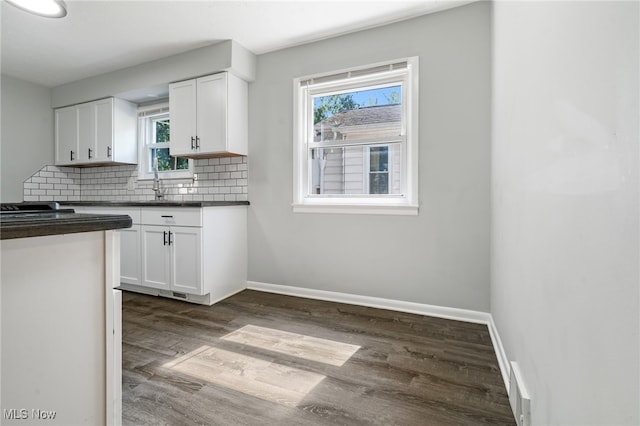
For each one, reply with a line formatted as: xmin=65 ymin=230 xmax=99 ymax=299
xmin=122 ymin=290 xmax=515 ymax=425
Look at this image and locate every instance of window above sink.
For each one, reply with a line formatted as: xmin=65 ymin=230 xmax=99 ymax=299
xmin=137 ymin=102 xmax=193 ymax=181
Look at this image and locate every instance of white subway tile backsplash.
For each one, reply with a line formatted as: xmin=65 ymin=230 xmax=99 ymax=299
xmin=22 ymin=157 xmax=248 ymax=202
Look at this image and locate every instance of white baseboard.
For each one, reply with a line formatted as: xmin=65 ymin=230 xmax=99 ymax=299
xmin=246 ymin=280 xmax=510 ymax=391
xmin=488 ymin=315 xmax=511 ymax=392
xmin=247 ymin=281 xmax=490 ymax=323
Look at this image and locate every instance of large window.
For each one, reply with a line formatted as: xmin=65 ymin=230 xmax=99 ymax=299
xmin=138 ymin=103 xmax=192 ymax=180
xmin=293 ymin=58 xmax=418 ymax=215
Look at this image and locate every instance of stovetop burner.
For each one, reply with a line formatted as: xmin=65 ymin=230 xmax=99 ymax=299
xmin=0 ymin=202 xmax=74 ymax=216
xmin=0 ymin=202 xmax=60 ymax=212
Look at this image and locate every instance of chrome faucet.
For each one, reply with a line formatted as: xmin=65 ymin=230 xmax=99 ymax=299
xmin=152 ymin=158 xmax=165 ymax=201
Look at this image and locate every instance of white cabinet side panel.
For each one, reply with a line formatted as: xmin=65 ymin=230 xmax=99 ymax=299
xmin=1 ymin=232 xmax=107 ymax=425
xmin=203 ymin=206 xmax=247 ymax=303
xmin=197 ymin=73 xmax=227 ymax=153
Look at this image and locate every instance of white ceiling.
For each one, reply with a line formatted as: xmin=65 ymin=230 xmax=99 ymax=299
xmin=1 ymin=0 xmax=471 ymax=88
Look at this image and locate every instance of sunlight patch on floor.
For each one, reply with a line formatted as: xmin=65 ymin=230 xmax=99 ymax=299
xmin=221 ymin=324 xmax=361 ymax=366
xmin=163 ymin=345 xmax=326 ymax=406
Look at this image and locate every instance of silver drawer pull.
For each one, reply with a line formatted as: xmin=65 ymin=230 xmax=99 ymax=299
xmin=161 ymin=215 xmax=173 ymax=218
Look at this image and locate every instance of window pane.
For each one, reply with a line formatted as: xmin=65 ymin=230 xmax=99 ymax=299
xmin=176 ymin=157 xmax=189 ymax=170
xmin=310 ymin=143 xmax=401 ymax=195
xmin=151 ymin=148 xmax=188 ymax=172
xmin=369 ymin=146 xmax=389 ymax=194
xmin=154 ymin=118 xmax=170 ymax=143
xmin=369 ymin=172 xmax=389 ymax=195
xmin=369 ymin=146 xmax=388 ymax=172
xmin=313 ymin=85 xmax=402 ymax=144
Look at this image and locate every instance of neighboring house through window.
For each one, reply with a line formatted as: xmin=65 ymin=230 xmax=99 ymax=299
xmin=293 ymin=57 xmax=419 ymax=215
xmin=138 ymin=102 xmax=193 ymax=180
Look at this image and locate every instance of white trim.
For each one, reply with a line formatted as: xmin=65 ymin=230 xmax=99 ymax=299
xmin=247 ymin=281 xmax=490 ymax=324
xmin=298 ymin=59 xmax=408 ymax=86
xmin=246 ymin=280 xmax=511 ymax=392
xmin=488 ymin=314 xmax=511 ymax=392
xmin=137 ymin=103 xmax=193 ymax=181
xmin=292 ymin=203 xmax=418 ymax=215
xmin=292 ymin=57 xmax=419 ymax=215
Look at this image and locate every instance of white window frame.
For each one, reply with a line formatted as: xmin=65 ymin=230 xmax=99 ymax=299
xmin=137 ymin=102 xmax=193 ymax=181
xmin=292 ymin=57 xmax=419 ymax=215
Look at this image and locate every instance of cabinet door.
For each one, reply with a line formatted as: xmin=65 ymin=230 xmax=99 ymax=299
xmin=95 ymin=98 xmax=114 ymax=162
xmin=77 ymin=102 xmax=96 ymax=162
xmin=141 ymin=225 xmax=171 ymax=291
xmin=170 ymin=227 xmax=202 ymax=295
xmin=169 ymin=79 xmax=197 ymax=156
xmin=120 ymin=225 xmax=141 ymax=285
xmin=55 ymin=106 xmax=78 ymax=165
xmin=196 ymin=73 xmax=227 ymax=153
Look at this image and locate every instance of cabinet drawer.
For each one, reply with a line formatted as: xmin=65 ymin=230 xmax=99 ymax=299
xmin=141 ymin=208 xmax=202 ymax=227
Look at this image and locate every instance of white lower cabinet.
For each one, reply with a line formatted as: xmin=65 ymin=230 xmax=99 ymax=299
xmin=141 ymin=224 xmax=202 ymax=295
xmin=141 ymin=225 xmax=171 ymax=291
xmin=66 ymin=205 xmax=247 ymax=305
xmin=171 ymin=226 xmax=202 ymax=294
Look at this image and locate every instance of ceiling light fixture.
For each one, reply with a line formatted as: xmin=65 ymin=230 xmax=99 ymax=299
xmin=5 ymin=0 xmax=67 ymax=18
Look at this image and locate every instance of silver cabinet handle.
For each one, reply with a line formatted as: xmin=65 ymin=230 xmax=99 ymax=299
xmin=107 ymin=146 xmax=112 ymax=158
xmin=195 ymin=136 xmax=200 ymax=149
xmin=191 ymin=137 xmax=195 ymax=150
xmin=70 ymin=150 xmax=75 ymax=161
xmin=88 ymin=148 xmax=93 ymax=159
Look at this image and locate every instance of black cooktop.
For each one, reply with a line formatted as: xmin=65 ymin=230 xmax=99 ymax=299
xmin=0 ymin=202 xmax=75 ymax=217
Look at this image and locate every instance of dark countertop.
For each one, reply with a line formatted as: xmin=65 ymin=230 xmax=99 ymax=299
xmin=61 ymin=201 xmax=250 ymax=208
xmin=0 ymin=212 xmax=133 ymax=240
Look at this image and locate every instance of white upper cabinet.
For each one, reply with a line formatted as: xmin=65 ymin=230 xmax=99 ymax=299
xmin=77 ymin=102 xmax=95 ymax=162
xmin=169 ymin=72 xmax=248 ymax=158
xmin=55 ymin=97 xmax=137 ymax=166
xmin=168 ymin=79 xmax=197 ymax=156
xmin=55 ymin=106 xmax=78 ymax=164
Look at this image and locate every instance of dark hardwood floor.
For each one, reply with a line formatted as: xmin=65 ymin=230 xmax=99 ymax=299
xmin=122 ymin=290 xmax=515 ymax=425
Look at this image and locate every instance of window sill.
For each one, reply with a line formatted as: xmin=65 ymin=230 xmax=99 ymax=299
xmin=138 ymin=173 xmax=194 ymax=182
xmin=292 ymin=203 xmax=418 ymax=216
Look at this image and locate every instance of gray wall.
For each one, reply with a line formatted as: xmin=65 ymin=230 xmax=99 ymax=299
xmin=1 ymin=75 xmax=53 ymax=202
xmin=491 ymin=1 xmax=639 ymax=424
xmin=248 ymin=2 xmax=492 ymax=311
xmin=51 ymin=41 xmax=255 ymax=108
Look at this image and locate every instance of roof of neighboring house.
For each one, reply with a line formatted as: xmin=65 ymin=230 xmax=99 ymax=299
xmin=315 ymin=104 xmax=401 ymax=130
